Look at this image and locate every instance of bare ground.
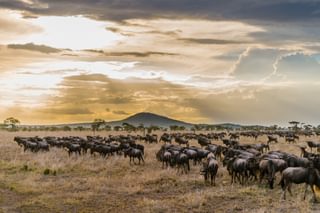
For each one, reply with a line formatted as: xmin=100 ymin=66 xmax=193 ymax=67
xmin=1 ymin=131 xmax=320 ymax=213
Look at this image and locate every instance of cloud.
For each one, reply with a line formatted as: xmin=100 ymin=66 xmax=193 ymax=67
xmin=27 ymin=73 xmax=205 ymax=124
xmin=41 ymin=108 xmax=93 ymax=115
xmin=84 ymin=49 xmax=179 ymax=57
xmin=7 ymin=43 xmax=62 ymax=54
xmin=104 ymin=51 xmax=179 ymax=58
xmin=178 ymin=38 xmax=250 ymax=45
xmin=272 ymin=52 xmax=320 ymax=81
xmin=186 ymin=83 xmax=320 ymax=125
xmin=113 ymin=110 xmax=129 ymax=115
xmin=0 ymin=9 xmax=42 ymax=42
xmin=1 ymin=0 xmax=320 ymax=23
xmin=232 ymin=48 xmax=288 ymax=81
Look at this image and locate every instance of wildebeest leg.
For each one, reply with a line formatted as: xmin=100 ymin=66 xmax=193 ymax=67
xmin=281 ymin=184 xmax=288 ymax=200
xmin=232 ymin=171 xmax=237 ymax=184
xmin=303 ymin=183 xmax=308 ymax=200
xmin=141 ymin=155 xmax=145 ymax=164
xmin=310 ymin=185 xmax=317 ymax=202
xmin=259 ymin=171 xmax=265 ymax=184
xmin=287 ymin=183 xmax=293 ymax=196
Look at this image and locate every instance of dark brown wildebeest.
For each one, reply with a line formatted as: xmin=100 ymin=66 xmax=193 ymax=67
xmin=201 ymin=156 xmax=219 ymax=186
xmin=174 ymin=136 xmax=189 ymax=146
xmin=174 ymin=152 xmax=190 ymax=174
xmin=285 ymin=136 xmax=295 ymax=143
xmin=198 ymin=136 xmax=211 ymax=147
xmin=124 ymin=147 xmax=144 ymax=164
xmin=307 ymin=141 xmax=320 ymax=153
xmin=280 ymin=167 xmax=320 ymax=202
xmin=159 ymin=133 xmax=172 ymax=144
xmin=65 ymin=143 xmax=81 ymax=156
xmin=267 ymin=135 xmax=278 ymax=144
xmin=259 ymin=158 xmax=288 ymax=189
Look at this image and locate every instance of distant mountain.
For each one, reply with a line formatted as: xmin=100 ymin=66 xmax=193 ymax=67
xmin=107 ymin=112 xmax=193 ymax=128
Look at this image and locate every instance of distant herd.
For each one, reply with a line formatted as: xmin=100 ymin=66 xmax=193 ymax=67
xmin=13 ymin=130 xmax=320 ymax=202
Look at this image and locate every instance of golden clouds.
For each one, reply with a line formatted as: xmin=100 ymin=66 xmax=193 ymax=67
xmin=2 ymin=73 xmax=205 ymax=124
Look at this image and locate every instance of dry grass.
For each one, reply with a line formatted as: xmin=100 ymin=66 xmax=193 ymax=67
xmin=0 ymin=130 xmax=320 ymax=212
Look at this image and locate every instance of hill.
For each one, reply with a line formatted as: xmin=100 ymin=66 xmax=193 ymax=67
xmin=107 ymin=112 xmax=193 ymax=128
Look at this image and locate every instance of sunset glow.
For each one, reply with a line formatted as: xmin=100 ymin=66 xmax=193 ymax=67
xmin=0 ymin=1 xmax=320 ymax=125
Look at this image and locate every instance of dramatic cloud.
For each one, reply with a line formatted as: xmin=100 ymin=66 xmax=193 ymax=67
xmin=1 ymin=2 xmax=320 ymax=125
xmin=178 ymin=38 xmax=250 ymax=45
xmin=113 ymin=110 xmax=129 ymax=115
xmin=1 ymin=0 xmax=320 ymax=23
xmin=232 ymin=48 xmax=287 ymax=81
xmin=7 ymin=43 xmax=61 ymax=54
xmin=19 ymin=73 xmax=204 ymax=124
xmin=273 ymin=53 xmax=320 ymax=81
xmin=187 ymin=83 xmax=320 ymax=126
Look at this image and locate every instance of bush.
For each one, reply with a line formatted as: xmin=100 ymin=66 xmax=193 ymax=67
xmin=43 ymin=168 xmax=57 ymax=176
xmin=43 ymin=168 xmax=51 ymax=175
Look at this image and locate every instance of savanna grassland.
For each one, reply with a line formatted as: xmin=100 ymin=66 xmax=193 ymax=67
xmin=1 ymin=131 xmax=320 ymax=213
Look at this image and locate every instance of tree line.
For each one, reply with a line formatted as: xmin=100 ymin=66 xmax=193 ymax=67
xmin=0 ymin=117 xmax=319 ymax=133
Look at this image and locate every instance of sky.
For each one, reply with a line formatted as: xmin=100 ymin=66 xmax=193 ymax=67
xmin=0 ymin=0 xmax=320 ymax=126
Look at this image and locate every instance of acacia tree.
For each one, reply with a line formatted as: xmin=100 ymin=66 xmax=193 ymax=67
xmin=4 ymin=117 xmax=20 ymax=131
xmin=289 ymin=121 xmax=300 ymax=132
xmin=122 ymin=123 xmax=136 ymax=132
xmin=92 ymin=118 xmax=105 ymax=134
xmin=137 ymin=124 xmax=145 ymax=136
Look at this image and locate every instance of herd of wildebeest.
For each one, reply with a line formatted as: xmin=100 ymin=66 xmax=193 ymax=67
xmin=12 ymin=130 xmax=320 ymax=202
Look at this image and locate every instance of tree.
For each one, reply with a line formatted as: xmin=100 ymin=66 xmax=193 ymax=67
xmin=62 ymin=126 xmax=71 ymax=131
xmin=269 ymin=125 xmax=278 ymax=131
xmin=92 ymin=118 xmax=105 ymax=134
xmin=122 ymin=122 xmax=136 ymax=132
xmin=193 ymin=124 xmax=203 ymax=132
xmin=137 ymin=124 xmax=145 ymax=136
xmin=179 ymin=126 xmax=186 ymax=131
xmin=289 ymin=121 xmax=300 ymax=132
xmin=4 ymin=117 xmax=20 ymax=131
xmin=74 ymin=126 xmax=85 ymax=131
xmin=113 ymin=126 xmax=123 ymax=131
xmin=104 ymin=125 xmax=112 ymax=131
xmin=170 ymin=125 xmax=179 ymax=131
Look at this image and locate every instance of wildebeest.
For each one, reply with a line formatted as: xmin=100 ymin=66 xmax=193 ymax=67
xmin=124 ymin=147 xmax=144 ymax=164
xmin=201 ymin=156 xmax=219 ymax=185
xmin=285 ymin=136 xmax=295 ymax=143
xmin=267 ymin=135 xmax=278 ymax=144
xmin=225 ymin=157 xmax=255 ymax=185
xmin=307 ymin=141 xmax=320 ymax=153
xmin=198 ymin=136 xmax=211 ymax=147
xmin=65 ymin=143 xmax=81 ymax=156
xmin=280 ymin=167 xmax=320 ymax=202
xmin=159 ymin=133 xmax=172 ymax=144
xmin=174 ymin=136 xmax=189 ymax=146
xmin=173 ymin=152 xmax=190 ymax=174
xmin=259 ymin=158 xmax=288 ymax=189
